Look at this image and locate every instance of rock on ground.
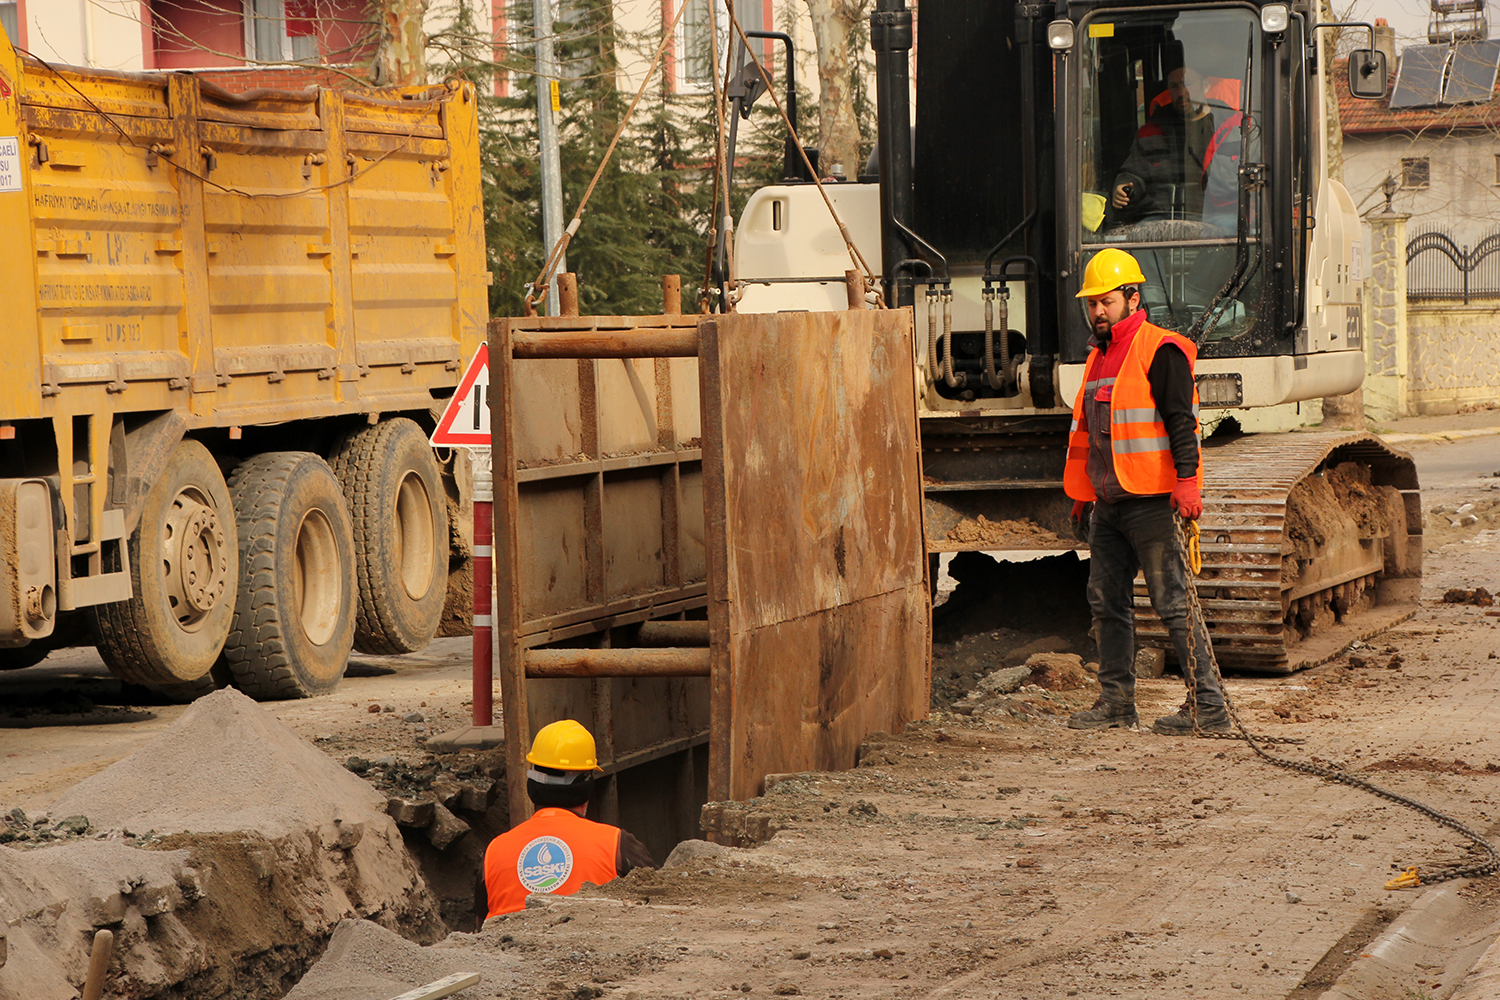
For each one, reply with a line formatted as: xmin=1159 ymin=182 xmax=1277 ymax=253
xmin=1025 ymin=652 xmax=1094 ymax=691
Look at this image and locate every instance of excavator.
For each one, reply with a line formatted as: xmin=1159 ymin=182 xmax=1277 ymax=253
xmin=727 ymin=0 xmax=1419 ymax=673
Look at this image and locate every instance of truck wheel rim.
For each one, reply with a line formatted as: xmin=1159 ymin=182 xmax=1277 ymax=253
xmin=163 ymin=489 xmax=228 ymax=631
xmin=395 ymin=470 xmax=436 ymax=599
xmin=294 ymin=508 xmax=341 ymax=646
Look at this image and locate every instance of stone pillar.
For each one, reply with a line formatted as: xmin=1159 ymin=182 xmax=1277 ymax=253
xmin=1360 ymin=210 xmax=1410 ymax=420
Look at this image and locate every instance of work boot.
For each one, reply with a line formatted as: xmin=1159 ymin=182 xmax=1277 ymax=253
xmin=1151 ymin=701 xmax=1231 ymax=735
xmin=1067 ymin=700 xmax=1138 ymax=730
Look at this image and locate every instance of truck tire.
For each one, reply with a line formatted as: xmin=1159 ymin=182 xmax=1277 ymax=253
xmin=329 ymin=418 xmax=448 ymax=654
xmin=94 ymin=439 xmax=238 ymax=685
xmin=219 ymin=452 xmax=356 ymax=699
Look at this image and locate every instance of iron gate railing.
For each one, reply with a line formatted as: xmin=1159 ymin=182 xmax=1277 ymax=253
xmin=1407 ymin=229 xmax=1500 ymax=303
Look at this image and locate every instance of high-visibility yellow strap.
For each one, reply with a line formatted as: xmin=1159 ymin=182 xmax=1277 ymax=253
xmin=1385 ymin=867 xmax=1421 ymax=890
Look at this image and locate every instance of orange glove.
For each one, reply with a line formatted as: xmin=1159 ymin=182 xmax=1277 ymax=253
xmin=1072 ymin=499 xmax=1088 ymax=523
xmin=1170 ymin=478 xmax=1202 ymax=520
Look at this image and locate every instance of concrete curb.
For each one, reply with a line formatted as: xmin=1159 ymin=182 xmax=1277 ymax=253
xmin=1377 ymin=425 xmax=1500 ymax=446
xmin=1317 ymin=882 xmax=1497 ymax=999
xmin=1451 ymin=929 xmax=1500 ymax=1000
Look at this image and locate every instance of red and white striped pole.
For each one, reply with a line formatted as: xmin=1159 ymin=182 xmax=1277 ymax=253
xmin=471 ymin=448 xmax=494 ymax=727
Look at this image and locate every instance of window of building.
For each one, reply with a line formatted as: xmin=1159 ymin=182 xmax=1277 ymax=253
xmin=675 ymin=0 xmax=767 ymax=91
xmin=1494 ymin=153 xmax=1500 ymax=185
xmin=0 ymin=1 xmax=18 ymax=45
xmin=1401 ymin=156 xmax=1431 ymax=189
xmin=679 ymin=0 xmax=715 ymax=87
xmin=246 ymin=0 xmax=319 ymax=62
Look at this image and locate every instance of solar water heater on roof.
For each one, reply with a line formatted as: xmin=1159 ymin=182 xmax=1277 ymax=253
xmin=1389 ymin=44 xmax=1451 ymax=108
xmin=1442 ymin=38 xmax=1500 ymax=103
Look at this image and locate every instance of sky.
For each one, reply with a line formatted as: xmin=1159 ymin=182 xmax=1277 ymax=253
xmin=1346 ymin=0 xmax=1486 ymax=51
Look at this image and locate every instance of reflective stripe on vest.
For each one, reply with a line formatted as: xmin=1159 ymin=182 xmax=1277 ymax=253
xmin=1063 ymin=321 xmax=1202 ymax=501
xmin=483 ymin=807 xmax=621 ymax=919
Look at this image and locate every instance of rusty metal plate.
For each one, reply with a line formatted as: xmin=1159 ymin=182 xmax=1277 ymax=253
xmin=700 ymin=310 xmax=931 ymax=802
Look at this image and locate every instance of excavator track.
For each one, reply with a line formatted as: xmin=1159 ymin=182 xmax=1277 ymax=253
xmin=1134 ymin=432 xmax=1422 ymax=675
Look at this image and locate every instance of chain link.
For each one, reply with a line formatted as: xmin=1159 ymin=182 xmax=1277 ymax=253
xmin=1173 ymin=515 xmax=1499 ymax=885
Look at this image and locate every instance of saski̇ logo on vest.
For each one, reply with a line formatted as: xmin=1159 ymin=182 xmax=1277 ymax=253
xmin=517 ymin=835 xmax=575 ymax=893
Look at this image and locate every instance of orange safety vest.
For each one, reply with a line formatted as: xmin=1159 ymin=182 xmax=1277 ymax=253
xmin=483 ymin=807 xmax=621 ymax=918
xmin=1064 ymin=321 xmax=1202 ymax=501
xmin=1146 ymin=76 xmax=1242 ymax=116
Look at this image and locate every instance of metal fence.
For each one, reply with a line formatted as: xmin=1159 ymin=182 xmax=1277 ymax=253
xmin=1407 ymin=229 xmax=1500 ymax=303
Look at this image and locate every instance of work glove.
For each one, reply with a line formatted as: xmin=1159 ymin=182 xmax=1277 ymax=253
xmin=1170 ymin=478 xmax=1203 ymax=521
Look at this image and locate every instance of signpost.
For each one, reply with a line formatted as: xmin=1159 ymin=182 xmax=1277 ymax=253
xmin=431 ymin=346 xmax=495 ymax=729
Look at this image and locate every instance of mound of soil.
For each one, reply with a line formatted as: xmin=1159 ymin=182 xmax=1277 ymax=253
xmin=0 ymin=690 xmax=443 ymax=1000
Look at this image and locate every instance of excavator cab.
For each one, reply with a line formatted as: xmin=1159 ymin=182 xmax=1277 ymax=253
xmin=1074 ymin=11 xmax=1263 ymax=343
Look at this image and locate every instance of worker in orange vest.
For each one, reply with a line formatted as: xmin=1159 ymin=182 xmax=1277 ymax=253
xmin=476 ymin=720 xmax=655 ymax=927
xmin=1063 ymin=248 xmax=1229 ymax=736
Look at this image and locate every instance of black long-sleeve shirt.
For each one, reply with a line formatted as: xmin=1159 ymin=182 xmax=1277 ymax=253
xmin=1146 ymin=343 xmax=1200 ymax=479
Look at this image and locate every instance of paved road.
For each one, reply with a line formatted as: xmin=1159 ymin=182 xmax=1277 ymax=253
xmin=1406 ymin=435 xmax=1500 ymax=489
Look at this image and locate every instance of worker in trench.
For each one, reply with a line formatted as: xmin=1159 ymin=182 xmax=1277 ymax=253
xmin=476 ymin=720 xmax=656 ymax=928
xmin=1063 ymin=248 xmax=1230 ymax=735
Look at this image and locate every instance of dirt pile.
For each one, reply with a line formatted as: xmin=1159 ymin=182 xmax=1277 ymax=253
xmin=1442 ymin=587 xmax=1495 ymax=606
xmin=1284 ymin=463 xmax=1395 ymax=563
xmin=1025 ymin=652 xmax=1096 ymax=691
xmin=283 ymin=918 xmax=522 ymax=1000
xmin=943 ymin=515 xmax=1064 ymax=548
xmin=0 ymin=689 xmax=442 ymax=1000
xmin=50 ymin=689 xmax=386 ymax=838
xmin=951 ymin=654 xmax=1097 ymax=719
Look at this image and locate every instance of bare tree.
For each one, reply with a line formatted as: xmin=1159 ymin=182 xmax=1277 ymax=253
xmin=802 ymin=0 xmax=861 ymax=175
xmin=371 ymin=0 xmax=431 ymax=85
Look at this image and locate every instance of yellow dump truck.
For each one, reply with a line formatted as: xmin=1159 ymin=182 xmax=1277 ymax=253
xmin=0 ymin=29 xmax=488 ymax=696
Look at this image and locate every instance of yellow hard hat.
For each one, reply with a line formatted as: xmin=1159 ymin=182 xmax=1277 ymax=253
xmin=526 ymin=719 xmax=599 ymax=770
xmin=1076 ymin=248 xmax=1147 ymax=298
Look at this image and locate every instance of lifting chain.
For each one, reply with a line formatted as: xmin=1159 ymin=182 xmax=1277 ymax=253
xmin=1173 ymin=516 xmax=1500 ymax=887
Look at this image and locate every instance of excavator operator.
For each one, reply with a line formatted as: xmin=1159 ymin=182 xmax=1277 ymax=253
xmin=1063 ymin=248 xmax=1230 ymax=735
xmin=476 ymin=720 xmax=656 ymax=927
xmin=1110 ymin=63 xmax=1220 ymax=223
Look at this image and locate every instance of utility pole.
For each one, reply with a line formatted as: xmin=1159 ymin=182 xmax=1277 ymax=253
xmin=534 ymin=0 xmax=566 ymax=316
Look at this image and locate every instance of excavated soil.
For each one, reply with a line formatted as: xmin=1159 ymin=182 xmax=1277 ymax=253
xmin=942 ymin=515 xmax=1066 ymax=548
xmin=0 ymin=691 xmax=444 ymax=1000
xmin=1284 ymin=462 xmax=1394 ymax=564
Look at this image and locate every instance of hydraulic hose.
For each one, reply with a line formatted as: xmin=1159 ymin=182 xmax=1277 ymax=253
xmin=940 ymin=285 xmax=960 ymax=388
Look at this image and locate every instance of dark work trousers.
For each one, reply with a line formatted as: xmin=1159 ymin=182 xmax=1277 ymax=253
xmin=1086 ymin=495 xmax=1225 ymax=710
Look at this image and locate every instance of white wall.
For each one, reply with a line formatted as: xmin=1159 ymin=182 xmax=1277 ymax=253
xmin=26 ymin=0 xmax=146 ymax=71
xmin=1345 ymin=130 xmax=1500 ymax=246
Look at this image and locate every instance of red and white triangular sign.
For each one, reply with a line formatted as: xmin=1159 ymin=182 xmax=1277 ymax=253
xmin=430 ymin=344 xmax=491 ymax=448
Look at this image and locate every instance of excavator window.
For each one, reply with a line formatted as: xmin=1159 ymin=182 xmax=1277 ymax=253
xmin=1077 ymin=8 xmax=1264 ymax=342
